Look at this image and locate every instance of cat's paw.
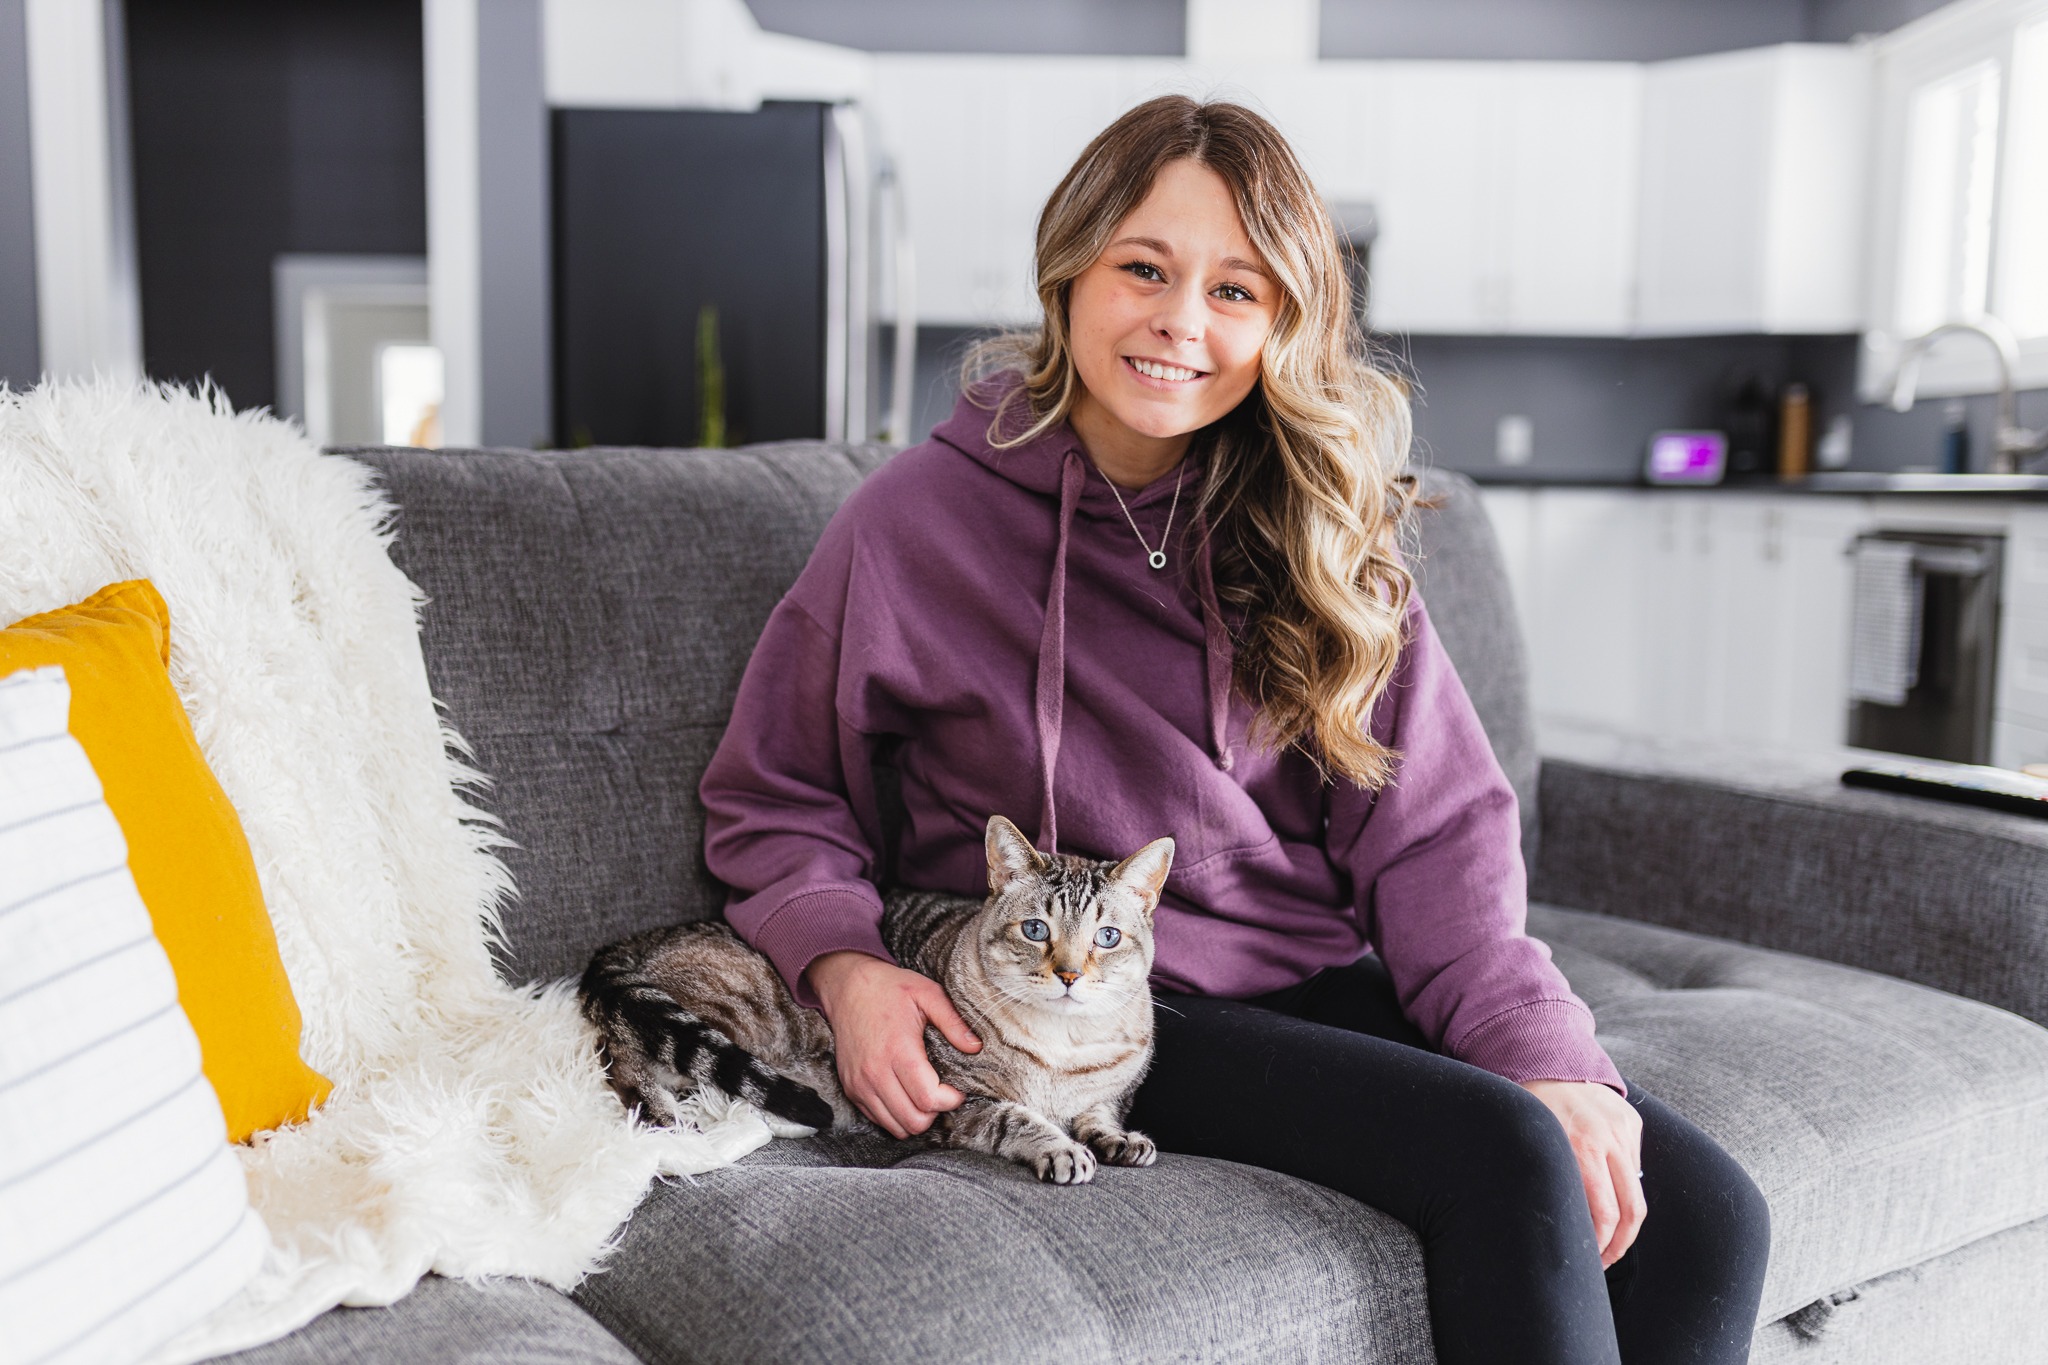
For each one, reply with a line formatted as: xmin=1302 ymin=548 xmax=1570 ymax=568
xmin=1033 ymin=1140 xmax=1097 ymax=1185
xmin=1091 ymin=1128 xmax=1157 ymax=1167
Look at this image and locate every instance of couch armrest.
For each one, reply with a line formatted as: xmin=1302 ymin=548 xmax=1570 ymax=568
xmin=1530 ymin=736 xmax=2048 ymax=1027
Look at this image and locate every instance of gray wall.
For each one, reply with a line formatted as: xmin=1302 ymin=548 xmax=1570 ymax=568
xmin=477 ymin=0 xmax=550 ymax=448
xmin=0 ymin=0 xmax=38 ymax=387
xmin=1320 ymin=0 xmax=1804 ymax=60
xmin=745 ymin=0 xmax=1185 ymax=55
xmin=125 ymin=0 xmax=427 ymax=411
xmin=889 ymin=329 xmax=2046 ymax=479
xmin=749 ymin=0 xmax=1956 ymax=57
xmin=1809 ymin=0 xmax=1951 ymax=40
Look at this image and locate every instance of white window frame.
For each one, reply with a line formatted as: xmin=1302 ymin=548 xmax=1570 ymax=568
xmin=1860 ymin=0 xmax=2048 ymax=401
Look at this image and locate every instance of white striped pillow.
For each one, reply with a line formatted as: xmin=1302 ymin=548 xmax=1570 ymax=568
xmin=0 ymin=666 xmax=267 ymax=1365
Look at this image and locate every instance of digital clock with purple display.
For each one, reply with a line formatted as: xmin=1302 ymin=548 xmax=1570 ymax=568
xmin=1644 ymin=430 xmax=1729 ymax=485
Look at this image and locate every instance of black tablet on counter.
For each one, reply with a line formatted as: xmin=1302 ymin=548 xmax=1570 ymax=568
xmin=1842 ymin=757 xmax=2048 ymax=819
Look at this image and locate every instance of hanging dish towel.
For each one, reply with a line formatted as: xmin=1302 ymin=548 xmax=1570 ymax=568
xmin=1849 ymin=538 xmax=1922 ymax=707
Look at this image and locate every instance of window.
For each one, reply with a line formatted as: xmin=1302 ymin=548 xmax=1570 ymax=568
xmin=377 ymin=343 xmax=445 ymax=448
xmin=1862 ymin=0 xmax=2048 ymax=400
xmin=2000 ymin=16 xmax=2048 ymax=336
xmin=1894 ymin=60 xmax=2001 ymax=336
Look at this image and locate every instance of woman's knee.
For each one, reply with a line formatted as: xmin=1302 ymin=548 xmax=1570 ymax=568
xmin=1444 ymin=1072 xmax=1586 ymax=1211
xmin=1639 ymin=1095 xmax=1772 ymax=1279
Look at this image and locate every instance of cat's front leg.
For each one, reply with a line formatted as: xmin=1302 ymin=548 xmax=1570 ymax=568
xmin=1072 ymin=1103 xmax=1157 ymax=1167
xmin=935 ymin=1096 xmax=1097 ymax=1184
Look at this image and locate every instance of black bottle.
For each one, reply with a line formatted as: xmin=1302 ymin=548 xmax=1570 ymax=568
xmin=1724 ymin=374 xmax=1778 ymax=481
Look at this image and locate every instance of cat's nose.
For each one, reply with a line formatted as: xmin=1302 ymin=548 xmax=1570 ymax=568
xmin=1055 ymin=969 xmax=1080 ymax=987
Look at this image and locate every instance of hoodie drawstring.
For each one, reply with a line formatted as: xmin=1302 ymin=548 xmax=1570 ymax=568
xmin=1033 ymin=452 xmax=1236 ymax=856
xmin=1034 ymin=449 xmax=1087 ymax=854
xmin=1192 ymin=505 xmax=1236 ymax=773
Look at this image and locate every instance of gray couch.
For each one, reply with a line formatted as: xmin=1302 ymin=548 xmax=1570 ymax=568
xmin=222 ymin=441 xmax=2048 ymax=1364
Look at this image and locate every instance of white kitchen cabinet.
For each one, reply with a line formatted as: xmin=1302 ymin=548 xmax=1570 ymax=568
xmin=1370 ymin=64 xmax=1505 ymax=334
xmin=1484 ymin=487 xmax=1868 ymax=755
xmin=1521 ymin=489 xmax=1661 ymax=732
xmin=1371 ymin=62 xmax=1641 ymax=335
xmin=1994 ymin=506 xmax=2048 ymax=768
xmin=1635 ymin=44 xmax=1871 ymax=336
xmin=1503 ymin=64 xmax=1644 ymax=335
xmin=868 ymin=55 xmax=1154 ymax=326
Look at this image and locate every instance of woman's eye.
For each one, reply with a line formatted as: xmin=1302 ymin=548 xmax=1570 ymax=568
xmin=1020 ymin=919 xmax=1051 ymax=942
xmin=1093 ymin=926 xmax=1121 ymax=949
xmin=1213 ymin=282 xmax=1253 ymax=303
xmin=1119 ymin=261 xmax=1164 ymax=282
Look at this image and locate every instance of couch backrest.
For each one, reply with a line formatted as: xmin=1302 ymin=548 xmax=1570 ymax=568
xmin=349 ymin=444 xmax=1534 ymax=983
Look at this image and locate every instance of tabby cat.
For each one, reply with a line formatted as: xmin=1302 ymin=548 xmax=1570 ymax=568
xmin=579 ymin=815 xmax=1172 ymax=1184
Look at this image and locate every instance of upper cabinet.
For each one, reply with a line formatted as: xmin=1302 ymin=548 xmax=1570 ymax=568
xmin=1635 ymin=45 xmax=1872 ymax=336
xmin=873 ymin=47 xmax=1868 ymax=338
xmin=868 ymin=55 xmax=1166 ymax=327
xmin=1372 ymin=62 xmax=1642 ymax=336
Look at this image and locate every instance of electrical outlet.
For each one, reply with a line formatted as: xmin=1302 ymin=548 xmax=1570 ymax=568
xmin=1496 ymin=415 xmax=1533 ymax=466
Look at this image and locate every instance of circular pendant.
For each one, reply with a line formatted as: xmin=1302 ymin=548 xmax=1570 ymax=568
xmin=1148 ymin=550 xmax=1167 ymax=570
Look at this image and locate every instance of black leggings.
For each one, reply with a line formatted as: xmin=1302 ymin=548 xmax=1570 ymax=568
xmin=1128 ymin=956 xmax=1771 ymax=1365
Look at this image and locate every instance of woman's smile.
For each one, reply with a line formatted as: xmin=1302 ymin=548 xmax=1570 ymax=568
xmin=1122 ymin=355 xmax=1210 ymax=386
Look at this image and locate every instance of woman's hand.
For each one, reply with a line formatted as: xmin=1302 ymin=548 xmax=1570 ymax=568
xmin=804 ymin=950 xmax=983 ymax=1139
xmin=1519 ymin=1079 xmax=1647 ymax=1269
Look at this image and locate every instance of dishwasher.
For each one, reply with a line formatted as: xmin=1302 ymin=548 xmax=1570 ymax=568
xmin=1846 ymin=530 xmax=2005 ymax=764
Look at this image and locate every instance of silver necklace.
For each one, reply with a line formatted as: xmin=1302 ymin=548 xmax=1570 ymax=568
xmin=1098 ymin=462 xmax=1183 ymax=571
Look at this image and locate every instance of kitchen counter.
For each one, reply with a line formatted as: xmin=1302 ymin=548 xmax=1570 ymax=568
xmin=1462 ymin=469 xmax=2048 ymax=495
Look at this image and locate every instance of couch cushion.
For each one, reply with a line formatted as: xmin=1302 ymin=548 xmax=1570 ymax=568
xmin=214 ymin=1275 xmax=637 ymax=1364
xmin=573 ymin=912 xmax=2048 ymax=1363
xmin=344 ymin=443 xmax=890 ymax=982
xmin=1533 ymin=904 xmax=2048 ymax=1322
xmin=573 ymin=1149 xmax=1434 ymax=1365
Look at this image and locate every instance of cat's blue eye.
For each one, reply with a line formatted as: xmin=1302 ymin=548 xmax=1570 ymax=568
xmin=1020 ymin=919 xmax=1050 ymax=942
xmin=1093 ymin=926 xmax=1121 ymax=949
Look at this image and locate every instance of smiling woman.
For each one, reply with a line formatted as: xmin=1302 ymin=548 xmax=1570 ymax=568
xmin=695 ymin=93 xmax=1771 ymax=1365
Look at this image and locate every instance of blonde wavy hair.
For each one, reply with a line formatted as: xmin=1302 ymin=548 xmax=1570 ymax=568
xmin=966 ymin=94 xmax=1418 ymax=791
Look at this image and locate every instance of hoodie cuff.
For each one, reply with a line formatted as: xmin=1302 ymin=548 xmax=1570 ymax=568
xmin=750 ymin=886 xmax=894 ymax=1011
xmin=1449 ymin=998 xmax=1628 ymax=1097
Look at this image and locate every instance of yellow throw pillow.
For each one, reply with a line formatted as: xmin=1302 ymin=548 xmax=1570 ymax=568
xmin=2 ymin=580 xmax=331 ymax=1140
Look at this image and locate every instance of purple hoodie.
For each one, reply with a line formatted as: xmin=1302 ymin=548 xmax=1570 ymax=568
xmin=699 ymin=381 xmax=1623 ymax=1091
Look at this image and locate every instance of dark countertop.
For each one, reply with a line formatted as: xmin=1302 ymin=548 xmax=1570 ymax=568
xmin=1459 ymin=469 xmax=2048 ymax=496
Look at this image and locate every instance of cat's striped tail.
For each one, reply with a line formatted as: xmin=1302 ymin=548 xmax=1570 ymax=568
xmin=579 ymin=951 xmax=835 ymax=1133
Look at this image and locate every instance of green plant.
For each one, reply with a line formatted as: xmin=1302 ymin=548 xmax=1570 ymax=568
xmin=696 ymin=304 xmax=727 ymax=449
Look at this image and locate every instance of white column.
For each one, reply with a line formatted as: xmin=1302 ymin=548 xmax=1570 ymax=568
xmin=425 ymin=0 xmax=481 ymax=447
xmin=1184 ymin=0 xmax=1319 ymax=66
xmin=24 ymin=0 xmax=141 ymax=383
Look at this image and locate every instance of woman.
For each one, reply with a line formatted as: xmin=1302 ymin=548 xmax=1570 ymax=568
xmin=698 ymin=95 xmax=1769 ymax=1363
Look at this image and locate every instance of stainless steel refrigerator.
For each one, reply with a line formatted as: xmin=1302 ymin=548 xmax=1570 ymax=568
xmin=552 ymin=99 xmax=913 ymax=449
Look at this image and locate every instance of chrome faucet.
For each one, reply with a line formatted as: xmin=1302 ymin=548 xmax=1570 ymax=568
xmin=1889 ymin=315 xmax=2048 ymax=474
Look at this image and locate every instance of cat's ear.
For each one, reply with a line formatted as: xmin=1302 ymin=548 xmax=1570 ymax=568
xmin=985 ymin=815 xmax=1046 ymax=894
xmin=1108 ymin=837 xmax=1175 ymax=916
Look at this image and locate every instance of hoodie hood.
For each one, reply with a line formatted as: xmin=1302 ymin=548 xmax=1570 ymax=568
xmin=931 ymin=379 xmax=1236 ymax=854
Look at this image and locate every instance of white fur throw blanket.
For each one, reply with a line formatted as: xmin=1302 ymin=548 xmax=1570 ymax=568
xmin=0 ymin=380 xmax=772 ymax=1361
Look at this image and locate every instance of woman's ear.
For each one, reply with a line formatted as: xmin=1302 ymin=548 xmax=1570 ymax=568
xmin=985 ymin=814 xmax=1046 ymax=894
xmin=1109 ymin=837 xmax=1175 ymax=916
